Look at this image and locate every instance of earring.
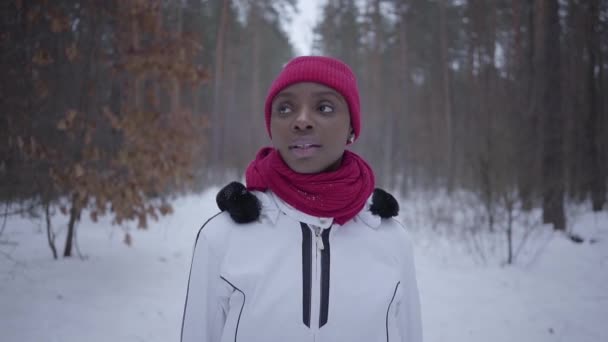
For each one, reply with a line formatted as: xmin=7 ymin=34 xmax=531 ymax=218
xmin=347 ymin=134 xmax=355 ymax=144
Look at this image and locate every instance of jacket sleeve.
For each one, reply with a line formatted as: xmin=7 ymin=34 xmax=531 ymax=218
xmin=181 ymin=228 xmax=228 ymax=342
xmin=398 ymin=232 xmax=423 ymax=342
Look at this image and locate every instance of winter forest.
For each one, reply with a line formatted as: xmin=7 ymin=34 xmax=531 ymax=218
xmin=1 ymin=1 xmax=608 ymax=342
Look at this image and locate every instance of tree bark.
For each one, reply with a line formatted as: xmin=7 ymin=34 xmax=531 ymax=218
xmin=45 ymin=201 xmax=58 ymax=260
xmin=536 ymin=0 xmax=566 ymax=230
xmin=439 ymin=0 xmax=453 ymax=192
xmin=171 ymin=1 xmax=183 ymax=113
xmin=250 ymin=7 xmax=262 ymax=154
xmin=63 ymin=192 xmax=81 ymax=257
xmin=212 ymin=0 xmax=230 ymax=167
xmin=397 ymin=3 xmax=410 ymax=194
xmin=131 ymin=4 xmax=143 ymax=110
xmin=519 ymin=1 xmax=538 ymax=210
xmin=585 ymin=0 xmax=606 ymax=211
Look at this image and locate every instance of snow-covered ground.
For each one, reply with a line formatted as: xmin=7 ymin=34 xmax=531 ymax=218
xmin=1 ymin=188 xmax=606 ymax=342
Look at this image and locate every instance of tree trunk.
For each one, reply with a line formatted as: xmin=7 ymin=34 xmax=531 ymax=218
xmin=45 ymin=201 xmax=58 ymax=260
xmin=519 ymin=1 xmax=537 ymax=210
xmin=131 ymin=4 xmax=143 ymax=110
xmin=250 ymin=8 xmax=262 ymax=154
xmin=397 ymin=3 xmax=410 ymax=194
xmin=63 ymin=193 xmax=81 ymax=257
xmin=439 ymin=0 xmax=453 ymax=192
xmin=171 ymin=1 xmax=183 ymax=113
xmin=212 ymin=0 xmax=230 ymax=167
xmin=585 ymin=0 xmax=606 ymax=211
xmin=506 ymin=199 xmax=513 ymax=265
xmin=536 ymin=0 xmax=566 ymax=230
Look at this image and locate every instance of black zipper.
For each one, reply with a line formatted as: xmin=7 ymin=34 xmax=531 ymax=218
xmin=301 ymin=223 xmax=312 ymax=328
xmin=319 ymin=227 xmax=331 ymax=327
xmin=300 ymin=222 xmax=331 ymax=329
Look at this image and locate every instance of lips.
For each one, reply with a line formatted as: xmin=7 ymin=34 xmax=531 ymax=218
xmin=288 ymin=141 xmax=322 ymax=158
xmin=289 ymin=143 xmax=321 ymax=150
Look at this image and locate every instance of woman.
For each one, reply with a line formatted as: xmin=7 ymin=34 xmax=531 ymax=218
xmin=181 ymin=56 xmax=422 ymax=342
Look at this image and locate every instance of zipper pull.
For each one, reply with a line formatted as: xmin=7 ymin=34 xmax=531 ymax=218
xmin=314 ymin=226 xmax=324 ymax=251
xmin=316 ymin=234 xmax=324 ymax=250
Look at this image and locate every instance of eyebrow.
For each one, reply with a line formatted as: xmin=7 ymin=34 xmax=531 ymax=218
xmin=274 ymin=91 xmax=346 ymax=104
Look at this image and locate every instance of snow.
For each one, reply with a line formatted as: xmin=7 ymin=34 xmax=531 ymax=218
xmin=1 ymin=188 xmax=607 ymax=342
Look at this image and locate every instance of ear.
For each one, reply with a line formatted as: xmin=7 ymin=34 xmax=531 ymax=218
xmin=347 ymin=127 xmax=355 ymax=144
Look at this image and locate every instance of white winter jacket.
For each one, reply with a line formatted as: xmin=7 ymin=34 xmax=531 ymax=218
xmin=181 ymin=190 xmax=422 ymax=342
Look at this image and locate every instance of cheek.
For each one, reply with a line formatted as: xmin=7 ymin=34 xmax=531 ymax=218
xmin=333 ymin=117 xmax=351 ymax=141
xmin=324 ymin=127 xmax=350 ymax=150
xmin=270 ymin=120 xmax=289 ymax=146
xmin=269 ymin=120 xmax=282 ymax=137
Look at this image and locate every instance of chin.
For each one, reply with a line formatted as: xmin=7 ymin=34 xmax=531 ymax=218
xmin=288 ymin=164 xmax=323 ymax=174
xmin=279 ymin=151 xmax=342 ymax=174
xmin=288 ymin=161 xmax=340 ymax=174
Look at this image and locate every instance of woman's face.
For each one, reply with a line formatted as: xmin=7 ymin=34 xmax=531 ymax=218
xmin=270 ymin=82 xmax=352 ymax=174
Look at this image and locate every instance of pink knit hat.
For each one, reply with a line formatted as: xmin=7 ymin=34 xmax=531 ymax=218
xmin=264 ymin=56 xmax=361 ymax=141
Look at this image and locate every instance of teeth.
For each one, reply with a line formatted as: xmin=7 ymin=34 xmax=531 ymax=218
xmin=294 ymin=144 xmax=315 ymax=148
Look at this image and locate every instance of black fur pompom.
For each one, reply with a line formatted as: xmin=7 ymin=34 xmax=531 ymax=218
xmin=369 ymin=188 xmax=399 ymax=218
xmin=216 ymin=182 xmax=261 ymax=223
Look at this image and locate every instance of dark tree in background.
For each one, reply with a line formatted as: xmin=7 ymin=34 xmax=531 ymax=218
xmin=1 ymin=0 xmax=607 ymax=246
xmin=536 ymin=0 xmax=565 ymax=230
xmin=313 ymin=0 xmax=608 ymax=231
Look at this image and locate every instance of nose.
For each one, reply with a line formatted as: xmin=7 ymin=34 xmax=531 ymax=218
xmin=292 ymin=107 xmax=314 ymax=132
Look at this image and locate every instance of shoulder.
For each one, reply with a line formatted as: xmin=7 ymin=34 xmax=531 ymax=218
xmin=381 ymin=218 xmax=415 ymax=248
xmin=196 ymin=184 xmax=277 ymax=240
xmin=380 ymin=218 xmax=417 ymax=270
xmin=194 ymin=210 xmax=246 ymax=252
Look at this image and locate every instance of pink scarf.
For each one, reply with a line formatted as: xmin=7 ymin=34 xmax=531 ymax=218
xmin=245 ymin=147 xmax=375 ymax=225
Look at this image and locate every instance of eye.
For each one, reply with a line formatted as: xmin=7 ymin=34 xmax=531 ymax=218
xmin=318 ymin=103 xmax=334 ymax=113
xmin=276 ymin=103 xmax=292 ymax=115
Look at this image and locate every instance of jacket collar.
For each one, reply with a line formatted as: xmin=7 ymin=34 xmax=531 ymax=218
xmin=251 ymin=190 xmax=281 ymax=226
xmin=260 ymin=191 xmax=381 ymax=230
xmin=354 ymin=195 xmax=382 ymax=229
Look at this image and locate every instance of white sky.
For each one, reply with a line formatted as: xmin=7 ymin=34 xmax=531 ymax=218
xmin=285 ymin=0 xmax=325 ymax=55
